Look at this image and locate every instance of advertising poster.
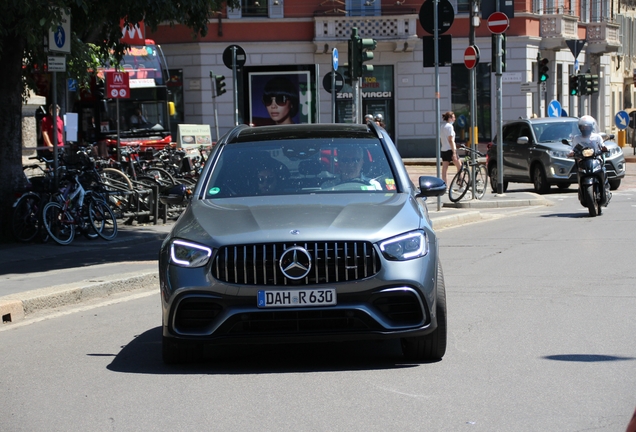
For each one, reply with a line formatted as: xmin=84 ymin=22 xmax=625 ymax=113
xmin=177 ymin=124 xmax=212 ymax=148
xmin=243 ymin=65 xmax=317 ymax=126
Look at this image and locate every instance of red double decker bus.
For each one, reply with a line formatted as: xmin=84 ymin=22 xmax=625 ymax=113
xmin=74 ymin=39 xmax=175 ymax=154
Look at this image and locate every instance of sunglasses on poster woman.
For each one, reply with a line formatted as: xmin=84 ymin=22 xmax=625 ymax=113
xmin=262 ymin=94 xmax=290 ymax=107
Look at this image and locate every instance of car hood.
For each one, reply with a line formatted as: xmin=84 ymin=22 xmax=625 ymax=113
xmin=170 ymin=193 xmax=425 ymax=246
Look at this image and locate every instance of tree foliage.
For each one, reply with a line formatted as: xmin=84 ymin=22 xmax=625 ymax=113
xmin=0 ymin=0 xmax=239 ymax=242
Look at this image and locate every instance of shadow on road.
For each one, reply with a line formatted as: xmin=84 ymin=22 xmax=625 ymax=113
xmin=106 ymin=327 xmax=426 ymax=375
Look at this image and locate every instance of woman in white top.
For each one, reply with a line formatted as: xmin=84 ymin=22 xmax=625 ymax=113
xmin=440 ymin=111 xmax=461 ymax=186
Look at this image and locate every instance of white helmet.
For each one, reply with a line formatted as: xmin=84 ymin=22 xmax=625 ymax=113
xmin=364 ymin=114 xmax=374 ymax=123
xmin=374 ymin=113 xmax=384 ymax=122
xmin=578 ymin=115 xmax=597 ymax=138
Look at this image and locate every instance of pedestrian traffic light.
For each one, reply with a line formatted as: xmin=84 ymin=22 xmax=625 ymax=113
xmin=589 ymin=74 xmax=599 ymax=93
xmin=583 ymin=73 xmax=594 ymax=95
xmin=578 ymin=74 xmax=588 ymax=95
xmin=342 ymin=64 xmax=352 ymax=86
xmin=568 ymin=74 xmax=580 ymax=96
xmin=348 ymin=27 xmax=376 ymax=80
xmin=215 ymin=74 xmax=226 ymax=96
xmin=538 ymin=58 xmax=549 ymax=83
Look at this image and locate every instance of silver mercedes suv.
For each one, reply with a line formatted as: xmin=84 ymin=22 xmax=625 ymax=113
xmin=158 ymin=123 xmax=448 ymax=364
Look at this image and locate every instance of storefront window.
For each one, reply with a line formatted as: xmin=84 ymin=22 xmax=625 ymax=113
xmin=451 ymin=63 xmax=491 ymax=143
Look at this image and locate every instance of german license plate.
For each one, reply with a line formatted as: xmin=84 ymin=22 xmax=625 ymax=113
xmin=257 ymin=289 xmax=336 ymax=308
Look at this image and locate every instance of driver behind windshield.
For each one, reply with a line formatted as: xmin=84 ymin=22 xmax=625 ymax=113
xmin=322 ymin=145 xmax=382 ymax=190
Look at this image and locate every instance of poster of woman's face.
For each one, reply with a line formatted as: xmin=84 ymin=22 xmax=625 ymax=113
xmin=249 ymin=71 xmax=311 ymax=126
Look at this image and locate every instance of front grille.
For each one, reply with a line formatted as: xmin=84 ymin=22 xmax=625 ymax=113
xmin=212 ymin=241 xmax=381 ymax=286
xmin=216 ymin=309 xmax=382 ymax=335
xmin=174 ymin=297 xmax=223 ymax=332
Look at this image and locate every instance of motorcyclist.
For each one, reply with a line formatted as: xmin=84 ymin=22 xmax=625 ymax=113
xmin=568 ymin=115 xmax=606 ymax=156
xmin=568 ymin=115 xmax=610 ymax=205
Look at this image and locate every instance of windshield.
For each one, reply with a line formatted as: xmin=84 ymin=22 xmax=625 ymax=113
xmin=98 ymin=98 xmax=168 ymax=134
xmin=532 ymin=120 xmax=579 ymax=142
xmin=202 ymin=138 xmax=397 ymax=198
xmin=98 ymin=44 xmax=165 ymax=85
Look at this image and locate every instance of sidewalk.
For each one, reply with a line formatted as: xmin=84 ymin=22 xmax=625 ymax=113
xmin=0 ymin=158 xmax=611 ymax=326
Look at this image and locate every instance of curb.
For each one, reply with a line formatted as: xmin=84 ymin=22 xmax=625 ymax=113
xmin=430 ymin=210 xmax=484 ymax=230
xmin=0 ymin=271 xmax=158 ymax=325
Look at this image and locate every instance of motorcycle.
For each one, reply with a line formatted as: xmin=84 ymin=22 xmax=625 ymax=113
xmin=568 ymin=143 xmax=611 ymax=217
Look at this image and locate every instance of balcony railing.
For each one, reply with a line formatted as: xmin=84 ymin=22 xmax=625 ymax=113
xmin=584 ymin=21 xmax=621 ymax=54
xmin=539 ymin=14 xmax=579 ymax=50
xmin=314 ymin=14 xmax=420 ymax=52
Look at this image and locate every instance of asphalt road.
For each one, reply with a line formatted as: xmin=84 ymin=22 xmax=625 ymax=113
xmin=1 ymin=190 xmax=634 ymax=431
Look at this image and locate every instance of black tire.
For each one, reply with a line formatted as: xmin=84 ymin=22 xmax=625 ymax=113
xmin=11 ymin=193 xmax=40 ymax=242
xmin=609 ymin=179 xmax=621 ymax=190
xmin=532 ymin=164 xmax=550 ymax=194
xmin=584 ymin=184 xmax=597 ymax=217
xmin=89 ymin=199 xmax=118 ymax=240
xmin=474 ymin=165 xmax=488 ymax=199
xmin=101 ymin=168 xmax=133 ymax=189
xmin=162 ymin=336 xmax=203 ymax=365
xmin=42 ymin=202 xmax=76 ymax=245
xmin=448 ymin=169 xmax=469 ymax=202
xmin=401 ymin=261 xmax=447 ymax=362
xmin=488 ymin=165 xmax=508 ymax=193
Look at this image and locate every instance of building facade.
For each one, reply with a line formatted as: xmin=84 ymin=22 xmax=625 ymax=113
xmin=150 ymin=0 xmax=636 ymax=156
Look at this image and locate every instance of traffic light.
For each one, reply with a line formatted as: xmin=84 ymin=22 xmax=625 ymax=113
xmin=589 ymin=74 xmax=599 ymax=93
xmin=568 ymin=74 xmax=580 ymax=96
xmin=583 ymin=73 xmax=593 ymax=95
xmin=578 ymin=74 xmax=588 ymax=95
xmin=214 ymin=74 xmax=226 ymax=96
xmin=348 ymin=27 xmax=376 ymax=80
xmin=342 ymin=64 xmax=352 ymax=86
xmin=538 ymin=58 xmax=549 ymax=83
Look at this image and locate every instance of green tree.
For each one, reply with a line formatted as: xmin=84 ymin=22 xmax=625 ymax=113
xmin=0 ymin=0 xmax=238 ymax=241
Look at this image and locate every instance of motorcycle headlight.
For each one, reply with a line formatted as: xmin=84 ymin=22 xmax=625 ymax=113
xmin=379 ymin=230 xmax=428 ymax=261
xmin=582 ymin=148 xmax=595 ymax=157
xmin=169 ymin=239 xmax=212 ymax=268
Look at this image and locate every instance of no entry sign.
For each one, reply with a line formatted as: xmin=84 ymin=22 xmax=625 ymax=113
xmin=464 ymin=46 xmax=479 ymax=69
xmin=487 ymin=12 xmax=509 ymax=34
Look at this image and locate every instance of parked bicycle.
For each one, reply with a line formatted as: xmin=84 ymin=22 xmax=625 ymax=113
xmin=448 ymin=144 xmax=488 ymax=203
xmin=42 ymin=161 xmax=118 ymax=246
xmin=11 ymin=156 xmax=58 ymax=242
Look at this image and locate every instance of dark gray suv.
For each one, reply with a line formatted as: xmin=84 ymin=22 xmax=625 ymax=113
xmin=487 ymin=117 xmax=626 ymax=193
xmin=158 ymin=123 xmax=447 ymax=364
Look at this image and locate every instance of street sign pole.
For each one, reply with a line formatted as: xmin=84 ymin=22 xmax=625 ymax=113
xmin=434 ymin=0 xmax=441 ymax=211
xmin=332 ymin=68 xmax=336 ymax=123
xmin=232 ymin=46 xmax=238 ymax=126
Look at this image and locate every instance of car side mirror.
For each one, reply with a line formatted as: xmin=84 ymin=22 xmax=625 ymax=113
xmin=159 ymin=183 xmax=187 ymax=205
xmin=417 ymin=176 xmax=446 ymax=197
xmin=517 ymin=136 xmax=529 ymax=145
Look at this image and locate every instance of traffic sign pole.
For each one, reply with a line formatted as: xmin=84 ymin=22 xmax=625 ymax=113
xmin=332 ymin=48 xmax=338 ymax=123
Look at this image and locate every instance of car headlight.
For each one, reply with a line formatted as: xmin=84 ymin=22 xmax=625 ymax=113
xmin=379 ymin=230 xmax=428 ymax=261
xmin=607 ymin=146 xmax=622 ymax=156
xmin=169 ymin=239 xmax=212 ymax=268
xmin=547 ymin=150 xmax=570 ymax=159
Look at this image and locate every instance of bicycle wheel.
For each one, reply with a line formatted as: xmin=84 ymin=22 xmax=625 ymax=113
xmin=42 ymin=202 xmax=75 ymax=245
xmin=101 ymin=168 xmax=133 ymax=217
xmin=474 ymin=165 xmax=488 ymax=200
xmin=11 ymin=193 xmax=40 ymax=242
xmin=89 ymin=199 xmax=118 ymax=240
xmin=144 ymin=167 xmax=176 ymax=186
xmin=448 ymin=169 xmax=469 ymax=203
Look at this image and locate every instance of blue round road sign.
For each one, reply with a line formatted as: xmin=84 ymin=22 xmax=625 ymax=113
xmin=457 ymin=115 xmax=467 ymax=128
xmin=333 ymin=48 xmax=339 ymax=71
xmin=548 ymin=100 xmax=562 ymax=118
xmin=615 ymin=110 xmax=630 ymax=130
